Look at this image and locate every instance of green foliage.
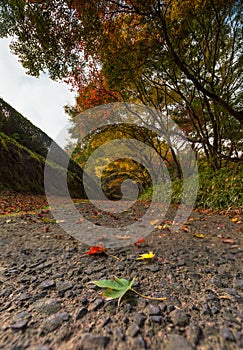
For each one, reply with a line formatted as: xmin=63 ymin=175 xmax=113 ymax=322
xmin=0 ymin=130 xmax=86 ymax=197
xmin=0 ymin=97 xmax=51 ymax=157
xmin=0 ymin=98 xmax=86 ymax=196
xmin=1 ymin=0 xmax=242 ymax=172
xmin=196 ymin=163 xmax=243 ymax=209
xmin=90 ymin=276 xmax=136 ymax=306
xmin=140 ymin=162 xmax=242 ymax=210
xmin=89 ymin=276 xmax=166 ymax=306
xmin=0 ymin=0 xmax=83 ymax=79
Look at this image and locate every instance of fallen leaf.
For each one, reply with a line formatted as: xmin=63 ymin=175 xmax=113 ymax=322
xmin=221 ymin=237 xmax=235 ymax=244
xmin=84 ymin=244 xmax=120 ymax=260
xmin=116 ymin=235 xmax=132 ymax=240
xmin=85 ymin=244 xmax=106 ymax=255
xmin=150 ymin=219 xmax=160 ymax=225
xmin=218 ymin=295 xmax=233 ymax=300
xmin=188 ymin=217 xmax=196 ymax=221
xmin=89 ymin=276 xmax=136 ymax=306
xmin=193 ymin=233 xmax=205 ymax=238
xmin=157 ymin=224 xmax=170 ymax=230
xmin=134 ymin=237 xmax=145 ymax=246
xmin=88 ymin=276 xmax=166 ymax=306
xmin=136 ymin=251 xmax=155 ymax=260
xmin=231 ymin=217 xmax=239 ymax=222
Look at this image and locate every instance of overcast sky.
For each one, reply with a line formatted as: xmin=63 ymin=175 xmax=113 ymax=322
xmin=0 ymin=38 xmax=76 ymax=147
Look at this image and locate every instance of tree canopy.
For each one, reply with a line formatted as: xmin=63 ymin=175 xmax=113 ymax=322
xmin=1 ymin=0 xmax=242 ymax=174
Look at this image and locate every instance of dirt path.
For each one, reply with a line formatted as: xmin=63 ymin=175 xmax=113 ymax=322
xmin=0 ymin=199 xmax=242 ymax=350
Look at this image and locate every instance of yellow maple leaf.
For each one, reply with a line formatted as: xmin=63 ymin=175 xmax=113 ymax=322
xmin=157 ymin=224 xmax=170 ymax=230
xmin=193 ymin=233 xmax=205 ymax=238
xmin=150 ymin=219 xmax=160 ymax=225
xmin=136 ymin=251 xmax=155 ymax=260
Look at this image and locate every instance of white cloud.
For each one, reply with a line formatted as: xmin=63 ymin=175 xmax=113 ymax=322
xmin=0 ymin=38 xmax=76 ymax=146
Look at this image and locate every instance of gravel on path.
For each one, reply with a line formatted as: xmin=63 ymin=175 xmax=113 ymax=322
xmin=0 ymin=204 xmax=242 ymax=350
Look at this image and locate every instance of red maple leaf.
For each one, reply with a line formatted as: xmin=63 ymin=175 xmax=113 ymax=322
xmin=134 ymin=237 xmax=145 ymax=248
xmin=85 ymin=244 xmax=107 ymax=255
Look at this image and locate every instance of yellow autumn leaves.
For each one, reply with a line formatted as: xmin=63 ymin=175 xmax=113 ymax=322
xmin=136 ymin=251 xmax=155 ymax=260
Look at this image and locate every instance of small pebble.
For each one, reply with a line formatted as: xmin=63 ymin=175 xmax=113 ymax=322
xmin=165 ymin=334 xmax=194 ymax=350
xmin=170 ymin=309 xmax=190 ymax=327
xmin=40 ymin=279 xmax=55 ymax=290
xmin=221 ymin=327 xmax=235 ymax=342
xmin=149 ymin=315 xmax=163 ymax=324
xmin=134 ymin=312 xmax=146 ymax=327
xmin=76 ymin=307 xmax=88 ymax=320
xmin=126 ymin=324 xmax=140 ymax=338
xmin=148 ymin=304 xmax=161 ymax=316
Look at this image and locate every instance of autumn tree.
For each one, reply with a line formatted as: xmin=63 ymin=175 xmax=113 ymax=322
xmin=1 ymin=0 xmax=242 ymax=174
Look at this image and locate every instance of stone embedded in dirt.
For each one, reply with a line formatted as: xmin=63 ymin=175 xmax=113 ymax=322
xmin=165 ymin=334 xmax=194 ymax=350
xmin=104 ymin=300 xmax=117 ymax=315
xmin=58 ymin=312 xmax=70 ymax=321
xmin=35 ymin=346 xmax=52 ymax=350
xmin=80 ymin=296 xmax=88 ymax=304
xmin=159 ymin=303 xmax=167 ymax=312
xmin=209 ymin=277 xmax=224 ymax=288
xmin=56 ymin=281 xmax=73 ymax=292
xmin=88 ymin=298 xmax=104 ymax=312
xmin=234 ymin=331 xmax=243 ymax=346
xmin=145 ymin=327 xmax=155 ymax=338
xmin=17 ymin=293 xmax=32 ymax=301
xmin=169 ymin=309 xmax=190 ymax=327
xmin=101 ymin=317 xmax=111 ymax=327
xmin=126 ymin=324 xmax=140 ymax=338
xmin=134 ymin=312 xmax=147 ymax=327
xmin=76 ymin=307 xmax=88 ymax=320
xmin=221 ymin=327 xmax=236 ymax=342
xmin=115 ymin=264 xmax=126 ymax=271
xmin=211 ymin=306 xmax=220 ymax=314
xmin=77 ymin=333 xmax=110 ymax=350
xmin=149 ymin=315 xmax=163 ymax=324
xmin=233 ymin=278 xmax=243 ymax=290
xmin=32 ymin=291 xmax=48 ymax=301
xmin=167 ymin=305 xmax=175 ymax=313
xmin=149 ymin=265 xmax=160 ymax=272
xmin=0 ymin=288 xmax=12 ymax=297
xmin=32 ymin=261 xmax=53 ymax=271
xmin=147 ymin=304 xmax=161 ymax=315
xmin=12 ymin=311 xmax=31 ymax=321
xmin=202 ymin=304 xmax=212 ymax=316
xmin=122 ymin=303 xmax=132 ymax=314
xmin=187 ymin=323 xmax=202 ymax=345
xmin=1 ymin=301 xmax=12 ymax=312
xmin=116 ymin=327 xmax=125 ymax=341
xmin=136 ymin=298 xmax=147 ymax=308
xmin=41 ymin=312 xmax=68 ymax=334
xmin=11 ymin=319 xmax=29 ymax=330
xmin=40 ymin=279 xmax=55 ymax=290
xmin=131 ymin=335 xmax=147 ymax=349
xmin=33 ymin=298 xmax=61 ymax=315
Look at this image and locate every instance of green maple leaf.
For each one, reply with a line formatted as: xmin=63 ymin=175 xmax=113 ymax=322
xmin=90 ymin=276 xmax=135 ymax=306
xmin=88 ymin=276 xmax=167 ymax=306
